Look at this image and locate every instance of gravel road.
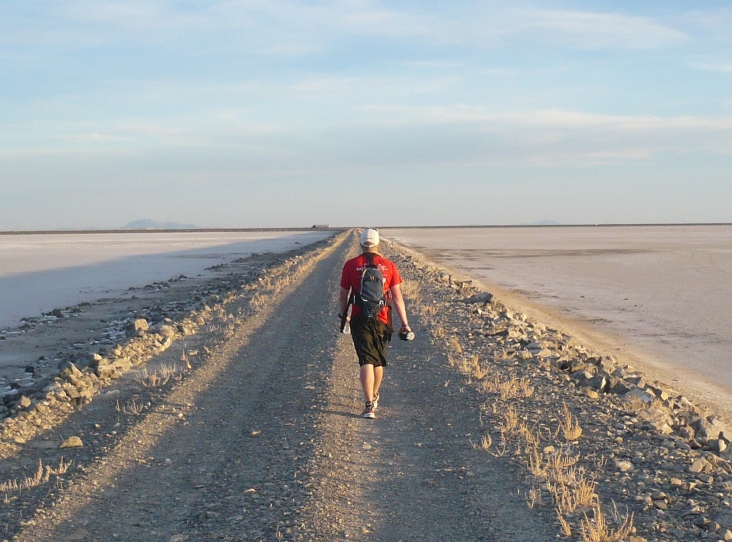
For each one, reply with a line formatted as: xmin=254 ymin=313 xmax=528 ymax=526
xmin=5 ymin=231 xmax=557 ymax=541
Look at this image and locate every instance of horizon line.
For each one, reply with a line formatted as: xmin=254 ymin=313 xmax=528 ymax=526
xmin=2 ymin=222 xmax=731 ymax=235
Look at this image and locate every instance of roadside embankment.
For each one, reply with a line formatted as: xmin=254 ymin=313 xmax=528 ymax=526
xmin=385 ymin=237 xmax=732 ymax=542
xmin=0 ymin=232 xmax=344 ymax=460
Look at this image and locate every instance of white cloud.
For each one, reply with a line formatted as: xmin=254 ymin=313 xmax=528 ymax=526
xmin=520 ymin=9 xmax=688 ymax=50
xmin=0 ymin=0 xmax=690 ymax=68
xmin=691 ymin=63 xmax=732 ymax=74
xmin=332 ymin=105 xmax=732 ymax=167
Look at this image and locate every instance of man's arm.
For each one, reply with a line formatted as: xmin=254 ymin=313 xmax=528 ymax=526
xmin=339 ymin=287 xmax=352 ymax=332
xmin=389 ymin=283 xmax=411 ymax=332
xmin=339 ymin=287 xmax=351 ymax=317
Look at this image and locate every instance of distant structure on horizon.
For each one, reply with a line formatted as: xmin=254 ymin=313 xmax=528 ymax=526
xmin=123 ymin=219 xmax=199 ymax=230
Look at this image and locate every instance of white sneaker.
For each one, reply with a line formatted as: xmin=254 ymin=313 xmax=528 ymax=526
xmin=361 ymin=402 xmax=376 ymax=419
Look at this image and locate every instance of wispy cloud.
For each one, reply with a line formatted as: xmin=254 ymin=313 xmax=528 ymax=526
xmin=691 ymin=63 xmax=732 ymax=74
xmin=1 ymin=1 xmax=688 ymax=53
xmin=519 ymin=9 xmax=688 ymax=50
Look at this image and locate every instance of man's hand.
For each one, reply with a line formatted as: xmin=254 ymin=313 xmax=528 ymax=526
xmin=398 ymin=323 xmax=414 ymax=341
xmin=339 ymin=313 xmax=350 ymax=333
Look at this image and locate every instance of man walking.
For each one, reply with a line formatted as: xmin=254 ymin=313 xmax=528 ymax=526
xmin=339 ymin=228 xmax=412 ymax=419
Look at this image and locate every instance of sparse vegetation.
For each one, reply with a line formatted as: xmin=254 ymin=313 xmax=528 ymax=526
xmin=0 ymin=458 xmax=72 ymax=495
xmin=481 ymin=374 xmax=535 ymax=400
xmin=580 ymin=502 xmax=634 ymax=542
xmin=138 ymin=362 xmax=186 ymax=388
xmin=116 ymin=397 xmax=145 ymax=415
xmin=559 ymin=402 xmax=583 ymax=442
xmin=412 ymin=250 xmax=634 ymax=542
xmin=447 ymin=335 xmax=463 ymax=354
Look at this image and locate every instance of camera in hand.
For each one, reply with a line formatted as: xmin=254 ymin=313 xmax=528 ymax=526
xmin=398 ymin=330 xmax=415 ymax=341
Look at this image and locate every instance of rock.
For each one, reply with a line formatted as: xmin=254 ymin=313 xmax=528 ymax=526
xmin=58 ymin=361 xmax=83 ymax=378
xmin=177 ymin=322 xmax=197 ymax=335
xmin=597 ymin=357 xmax=616 ymax=374
xmin=697 ymin=473 xmax=714 ymax=484
xmin=637 ymin=408 xmax=673 ymax=434
xmin=615 ymin=459 xmax=634 ymax=472
xmin=646 ymin=384 xmax=670 ymax=402
xmin=95 ymin=364 xmax=118 ymax=379
xmin=2 ymin=389 xmax=20 ymax=406
xmin=90 ymin=356 xmax=111 ymax=371
xmin=622 ymin=389 xmax=655 ymax=405
xmin=158 ymin=325 xmax=178 ymax=339
xmin=113 ymin=358 xmax=133 ymax=372
xmin=569 ymin=359 xmax=588 ymax=373
xmin=60 ymin=436 xmax=83 ymax=449
xmin=608 ymin=378 xmax=632 ymax=395
xmin=706 ymin=439 xmax=728 ymax=454
xmin=587 ymin=375 xmax=607 ymax=391
xmin=464 ymin=292 xmax=493 ymax=304
xmin=713 ymin=511 xmax=732 ymax=530
xmin=694 ymin=416 xmax=730 ymax=443
xmin=570 ymin=369 xmax=594 ymax=384
xmin=689 ymin=458 xmax=709 ymax=473
xmin=584 ymin=389 xmax=600 ymax=400
xmin=126 ymin=318 xmax=149 ymax=338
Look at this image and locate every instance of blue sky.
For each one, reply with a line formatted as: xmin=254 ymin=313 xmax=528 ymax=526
xmin=1 ymin=1 xmax=731 ymax=229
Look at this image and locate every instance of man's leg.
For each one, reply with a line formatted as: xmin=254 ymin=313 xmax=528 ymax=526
xmin=372 ymin=366 xmax=383 ymax=401
xmin=360 ymin=363 xmax=375 ymax=403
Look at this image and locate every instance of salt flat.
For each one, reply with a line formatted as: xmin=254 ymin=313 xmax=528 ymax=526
xmin=384 ymin=225 xmax=732 ymax=418
xmin=0 ymin=230 xmax=334 ymax=329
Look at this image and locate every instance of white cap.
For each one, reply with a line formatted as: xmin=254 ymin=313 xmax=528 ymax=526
xmin=359 ymin=228 xmax=379 ymax=247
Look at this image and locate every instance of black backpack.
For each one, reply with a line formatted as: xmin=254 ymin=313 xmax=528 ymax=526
xmin=356 ymin=254 xmax=387 ymax=319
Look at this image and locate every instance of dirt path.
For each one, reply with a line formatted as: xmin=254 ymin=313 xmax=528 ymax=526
xmin=9 ymin=232 xmax=555 ymax=541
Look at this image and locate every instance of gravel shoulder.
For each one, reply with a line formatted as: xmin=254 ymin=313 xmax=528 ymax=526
xmin=2 ymin=230 xmax=731 ymax=542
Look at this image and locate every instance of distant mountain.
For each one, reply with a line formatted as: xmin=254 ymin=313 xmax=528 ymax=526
xmin=123 ymin=219 xmax=199 ymax=230
xmin=533 ymin=219 xmax=563 ymax=226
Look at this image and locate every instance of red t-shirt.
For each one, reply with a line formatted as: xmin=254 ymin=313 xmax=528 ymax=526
xmin=340 ymin=253 xmax=402 ymax=325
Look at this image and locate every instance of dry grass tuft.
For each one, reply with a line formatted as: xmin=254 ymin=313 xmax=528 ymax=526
xmin=560 ymin=402 xmax=583 ymax=441
xmin=556 ymin=508 xmax=573 ymax=537
xmin=138 ymin=362 xmax=185 ymax=388
xmin=526 ymin=486 xmax=543 ymax=509
xmin=549 ymin=478 xmax=598 ymax=515
xmin=482 ymin=375 xmax=535 ymax=400
xmin=472 ymin=432 xmax=507 ymax=457
xmin=447 ymin=336 xmax=463 ymax=354
xmin=456 ymin=354 xmax=489 ymax=380
xmin=498 ymin=405 xmax=520 ymax=434
xmin=0 ymin=458 xmax=72 ymax=494
xmin=580 ymin=503 xmax=634 ymax=542
xmin=116 ymin=397 xmax=145 ymax=415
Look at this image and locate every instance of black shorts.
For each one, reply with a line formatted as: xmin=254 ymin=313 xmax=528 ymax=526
xmin=350 ymin=313 xmax=388 ymax=368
